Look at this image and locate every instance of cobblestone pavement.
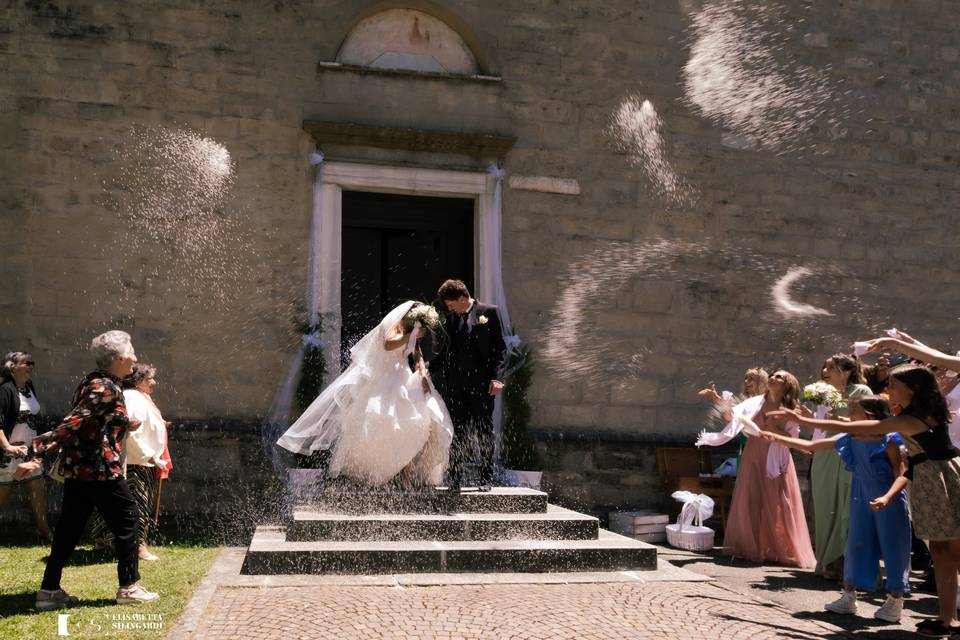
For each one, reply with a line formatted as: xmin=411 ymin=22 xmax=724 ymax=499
xmin=185 ymin=580 xmax=847 ymax=640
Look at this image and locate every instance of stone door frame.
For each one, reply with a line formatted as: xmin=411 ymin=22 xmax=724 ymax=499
xmin=313 ymin=160 xmax=499 ymax=370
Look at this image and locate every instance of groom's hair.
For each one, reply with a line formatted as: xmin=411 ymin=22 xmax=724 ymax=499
xmin=438 ymin=279 xmax=470 ymax=301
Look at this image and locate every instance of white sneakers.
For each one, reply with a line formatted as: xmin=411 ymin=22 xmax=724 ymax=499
xmin=824 ymin=590 xmax=903 ymax=623
xmin=874 ymin=594 xmax=903 ymax=623
xmin=825 ymin=590 xmax=858 ymax=615
xmin=116 ymin=583 xmax=160 ymax=605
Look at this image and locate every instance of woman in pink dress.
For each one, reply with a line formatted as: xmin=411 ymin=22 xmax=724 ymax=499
xmin=723 ymin=369 xmax=816 ymax=568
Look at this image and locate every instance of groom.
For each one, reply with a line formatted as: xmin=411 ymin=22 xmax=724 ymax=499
xmin=431 ymin=279 xmax=507 ymax=492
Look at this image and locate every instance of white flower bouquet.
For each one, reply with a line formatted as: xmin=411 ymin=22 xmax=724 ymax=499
xmin=402 ymin=303 xmax=441 ymax=333
xmin=801 ymin=381 xmax=845 ymax=411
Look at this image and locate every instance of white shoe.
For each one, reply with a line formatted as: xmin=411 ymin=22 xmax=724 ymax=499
xmin=874 ymin=594 xmax=903 ymax=623
xmin=116 ymin=583 xmax=159 ymax=604
xmin=825 ymin=590 xmax=858 ymax=615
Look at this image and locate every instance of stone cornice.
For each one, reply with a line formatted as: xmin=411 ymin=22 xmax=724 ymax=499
xmin=302 ymin=121 xmax=516 ymax=160
xmin=317 ymin=61 xmax=502 ymax=84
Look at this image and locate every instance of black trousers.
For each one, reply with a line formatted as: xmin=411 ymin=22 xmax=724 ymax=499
xmin=90 ymin=465 xmax=157 ymax=547
xmin=445 ymin=384 xmax=496 ymax=484
xmin=42 ymin=479 xmax=140 ymax=590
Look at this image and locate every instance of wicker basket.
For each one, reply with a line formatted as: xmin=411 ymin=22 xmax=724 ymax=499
xmin=665 ymin=523 xmax=715 ymax=551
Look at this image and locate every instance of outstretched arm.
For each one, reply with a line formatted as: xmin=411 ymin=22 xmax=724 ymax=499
xmin=765 ymin=409 xmax=929 ymax=438
xmin=35 ymin=381 xmax=130 ymax=450
xmin=866 ymin=336 xmax=960 ymax=373
xmin=698 ymin=384 xmax=722 ymax=403
xmin=699 ymin=385 xmax=735 ymax=422
xmin=760 ymin=430 xmax=840 ymax=453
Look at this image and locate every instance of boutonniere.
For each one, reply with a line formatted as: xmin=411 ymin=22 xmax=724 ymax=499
xmin=477 ymin=315 xmax=489 ymax=325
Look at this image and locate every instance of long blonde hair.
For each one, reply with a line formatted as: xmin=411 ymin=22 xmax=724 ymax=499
xmin=743 ymin=367 xmax=768 ymax=396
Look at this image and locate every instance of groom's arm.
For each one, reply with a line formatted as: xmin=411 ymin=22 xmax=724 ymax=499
xmin=486 ymin=307 xmax=508 ymax=384
xmin=424 ymin=331 xmax=444 ymax=374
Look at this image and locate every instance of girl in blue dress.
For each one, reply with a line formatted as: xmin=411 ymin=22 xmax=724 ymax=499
xmin=762 ymin=395 xmax=911 ymax=623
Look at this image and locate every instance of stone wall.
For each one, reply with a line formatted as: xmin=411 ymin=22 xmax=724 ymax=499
xmin=2 ymin=0 xmax=960 ymax=517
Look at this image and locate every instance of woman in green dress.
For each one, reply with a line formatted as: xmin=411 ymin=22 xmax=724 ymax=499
xmin=810 ymin=353 xmax=873 ymax=579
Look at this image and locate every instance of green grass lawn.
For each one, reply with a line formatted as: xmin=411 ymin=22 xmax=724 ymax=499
xmin=0 ymin=538 xmax=220 ymax=639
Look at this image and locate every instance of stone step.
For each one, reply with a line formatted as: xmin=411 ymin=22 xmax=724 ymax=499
xmin=294 ymin=485 xmax=548 ymax=515
xmin=242 ymin=526 xmax=657 ymax=575
xmin=288 ymin=504 xmax=599 ymax=542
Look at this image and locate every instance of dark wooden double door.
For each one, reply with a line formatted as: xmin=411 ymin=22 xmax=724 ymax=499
xmin=340 ymin=190 xmax=474 ymax=366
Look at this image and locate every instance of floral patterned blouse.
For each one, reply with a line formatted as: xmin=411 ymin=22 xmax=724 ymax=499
xmin=34 ymin=370 xmax=131 ymax=481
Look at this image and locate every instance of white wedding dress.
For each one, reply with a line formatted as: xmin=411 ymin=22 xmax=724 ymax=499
xmin=277 ymin=301 xmax=453 ymax=486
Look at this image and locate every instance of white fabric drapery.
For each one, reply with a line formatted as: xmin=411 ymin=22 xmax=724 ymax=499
xmin=483 ymin=163 xmax=522 ymax=467
xmin=263 ymin=152 xmax=327 ymax=474
xmin=696 ymin=394 xmax=800 ymax=479
xmin=306 ymin=151 xmax=325 ymax=323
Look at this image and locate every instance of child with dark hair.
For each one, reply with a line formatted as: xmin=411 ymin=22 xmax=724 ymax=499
xmin=769 ymin=365 xmax=960 ymax=637
xmin=763 ymin=396 xmax=911 ymax=622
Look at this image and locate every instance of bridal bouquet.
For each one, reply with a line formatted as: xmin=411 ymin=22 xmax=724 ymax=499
xmin=801 ymin=381 xmax=845 ymax=410
xmin=402 ymin=303 xmax=441 ymax=333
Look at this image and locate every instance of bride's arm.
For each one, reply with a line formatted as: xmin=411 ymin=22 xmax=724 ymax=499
xmin=384 ymin=323 xmax=409 ymax=351
xmin=414 ymin=344 xmax=431 ymax=394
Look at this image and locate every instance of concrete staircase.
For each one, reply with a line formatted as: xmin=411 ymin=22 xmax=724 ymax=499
xmin=241 ymin=474 xmax=656 ymax=575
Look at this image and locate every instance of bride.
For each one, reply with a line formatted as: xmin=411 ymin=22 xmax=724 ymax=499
xmin=277 ymin=301 xmax=453 ymax=487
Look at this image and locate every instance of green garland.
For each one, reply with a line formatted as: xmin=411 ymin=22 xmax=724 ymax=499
xmin=502 ymin=344 xmax=541 ymax=470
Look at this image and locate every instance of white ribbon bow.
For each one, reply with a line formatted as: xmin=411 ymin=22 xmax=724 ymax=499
xmin=405 ymin=321 xmax=422 ymax=355
xmin=301 ymin=331 xmax=322 ymax=348
xmin=671 ymin=491 xmax=715 ymax=530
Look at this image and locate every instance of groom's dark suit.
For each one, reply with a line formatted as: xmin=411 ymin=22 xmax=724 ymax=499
xmin=431 ymin=300 xmax=507 ymax=486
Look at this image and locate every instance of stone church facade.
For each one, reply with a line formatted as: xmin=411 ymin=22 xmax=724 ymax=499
xmin=2 ymin=0 xmax=959 ymax=523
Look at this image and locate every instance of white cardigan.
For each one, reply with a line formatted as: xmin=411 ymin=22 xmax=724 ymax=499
xmin=123 ymin=389 xmax=166 ymax=467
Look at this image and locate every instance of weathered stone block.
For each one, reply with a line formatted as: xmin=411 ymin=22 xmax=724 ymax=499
xmin=610 ymin=378 xmax=659 ymax=405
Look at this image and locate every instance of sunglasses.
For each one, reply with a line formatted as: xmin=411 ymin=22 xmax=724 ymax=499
xmin=19 ymin=361 xmax=35 ymax=366
xmin=770 ymin=373 xmax=785 ymax=380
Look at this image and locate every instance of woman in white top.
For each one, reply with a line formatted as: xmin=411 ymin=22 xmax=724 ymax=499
xmin=0 ymin=351 xmax=52 ymax=540
xmin=89 ymin=363 xmax=170 ymax=560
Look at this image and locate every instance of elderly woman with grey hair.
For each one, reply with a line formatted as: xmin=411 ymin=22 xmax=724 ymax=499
xmin=16 ymin=330 xmax=160 ymax=609
xmin=90 ymin=362 xmax=171 ymax=561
